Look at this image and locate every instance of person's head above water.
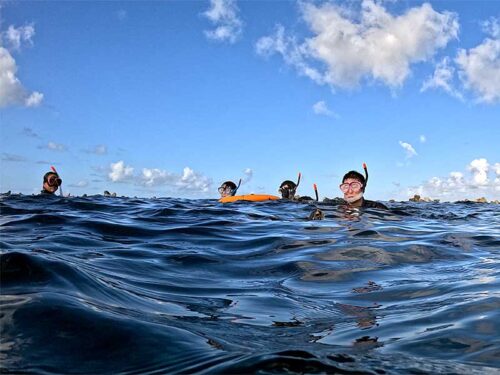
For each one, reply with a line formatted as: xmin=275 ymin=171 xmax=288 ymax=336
xmin=218 ymin=181 xmax=237 ymax=198
xmin=279 ymin=180 xmax=297 ymax=199
xmin=340 ymin=167 xmax=367 ymax=204
xmin=42 ymin=171 xmax=62 ymax=194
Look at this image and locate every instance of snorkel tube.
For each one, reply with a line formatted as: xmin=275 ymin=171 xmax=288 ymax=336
xmin=50 ymin=165 xmax=63 ymax=197
xmin=313 ymin=183 xmax=319 ymax=202
xmin=232 ymin=179 xmax=242 ymax=196
xmin=296 ymin=172 xmax=301 ymax=189
xmin=363 ymin=163 xmax=369 ymax=188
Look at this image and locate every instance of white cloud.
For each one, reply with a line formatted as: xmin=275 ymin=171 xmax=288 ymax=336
xmin=242 ymin=168 xmax=253 ymax=184
xmin=419 ymin=135 xmax=426 ymax=143
xmin=69 ymin=180 xmax=89 ymax=188
xmin=399 ymin=141 xmax=417 ymax=158
xmin=25 ymin=91 xmax=43 ymax=107
xmin=38 ymin=141 xmax=67 ymax=152
xmin=0 ymin=47 xmax=44 ymax=107
xmin=109 ymin=160 xmax=134 ymax=182
xmin=256 ymin=25 xmax=324 ymax=84
xmin=3 ymin=24 xmax=35 ymax=50
xmin=256 ymin=0 xmax=458 ymax=90
xmin=116 ymin=9 xmax=127 ymax=22
xmin=493 ymin=162 xmax=500 ymax=186
xmin=178 ymin=167 xmax=212 ymax=192
xmin=468 ymin=158 xmax=489 ymax=186
xmin=482 ymin=17 xmax=500 ymax=39
xmin=141 ymin=168 xmax=175 ymax=187
xmin=203 ymin=0 xmax=243 ymax=43
xmin=456 ymin=38 xmax=500 ymax=103
xmin=421 ymin=57 xmax=463 ymax=100
xmin=141 ymin=166 xmax=212 ymax=192
xmin=405 ymin=158 xmax=500 ymax=201
xmin=1 ymin=153 xmax=27 ymax=162
xmin=312 ymin=100 xmax=336 ymax=116
xmin=84 ymin=145 xmax=107 ymax=155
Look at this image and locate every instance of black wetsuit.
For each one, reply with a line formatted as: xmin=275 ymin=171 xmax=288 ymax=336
xmin=323 ymin=197 xmax=388 ymax=209
xmin=40 ymin=189 xmax=54 ymax=195
xmin=295 ymin=195 xmax=315 ymax=202
xmin=361 ymin=199 xmax=388 ymax=209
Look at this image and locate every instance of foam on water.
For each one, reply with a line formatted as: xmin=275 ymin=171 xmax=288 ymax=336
xmin=1 ymin=194 xmax=499 ymax=374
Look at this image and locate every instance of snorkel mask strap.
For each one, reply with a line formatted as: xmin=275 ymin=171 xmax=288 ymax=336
xmin=363 ymin=163 xmax=368 ymax=188
xmin=51 ymin=165 xmax=63 ymax=197
xmin=232 ymin=179 xmax=242 ymax=196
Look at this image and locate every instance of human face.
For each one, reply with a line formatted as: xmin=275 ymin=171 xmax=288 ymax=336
xmin=43 ymin=180 xmax=59 ymax=194
xmin=218 ymin=185 xmax=233 ymax=198
xmin=43 ymin=173 xmax=61 ymax=194
xmin=340 ymin=178 xmax=363 ymax=200
xmin=279 ymin=185 xmax=296 ymax=199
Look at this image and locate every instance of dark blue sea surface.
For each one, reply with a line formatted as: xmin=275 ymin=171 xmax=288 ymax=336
xmin=1 ymin=194 xmax=499 ymax=374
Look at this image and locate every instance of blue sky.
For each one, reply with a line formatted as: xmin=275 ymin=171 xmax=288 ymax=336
xmin=1 ymin=0 xmax=499 ymax=201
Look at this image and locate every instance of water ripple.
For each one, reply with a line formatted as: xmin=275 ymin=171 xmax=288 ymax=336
xmin=1 ymin=195 xmax=499 ymax=373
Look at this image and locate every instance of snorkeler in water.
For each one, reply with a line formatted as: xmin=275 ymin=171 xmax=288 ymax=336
xmin=339 ymin=164 xmax=387 ymax=209
xmin=41 ymin=167 xmax=62 ymax=195
xmin=279 ymin=173 xmax=314 ymax=202
xmin=218 ymin=179 xmax=241 ymax=198
xmin=315 ymin=164 xmax=387 ymax=219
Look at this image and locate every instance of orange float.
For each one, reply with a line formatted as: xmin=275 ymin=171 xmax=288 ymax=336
xmin=219 ymin=194 xmax=279 ymax=203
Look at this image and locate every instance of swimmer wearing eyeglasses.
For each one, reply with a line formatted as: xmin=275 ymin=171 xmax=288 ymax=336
xmin=339 ymin=168 xmax=387 ymax=209
xmin=218 ymin=180 xmax=241 ymax=198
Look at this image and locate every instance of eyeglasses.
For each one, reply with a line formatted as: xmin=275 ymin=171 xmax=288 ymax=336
xmin=218 ymin=186 xmax=234 ymax=195
xmin=47 ymin=175 xmax=62 ymax=187
xmin=339 ymin=181 xmax=363 ymax=193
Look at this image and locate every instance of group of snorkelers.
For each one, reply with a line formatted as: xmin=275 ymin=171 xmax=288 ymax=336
xmin=40 ymin=163 xmax=387 ymax=210
xmin=218 ymin=163 xmax=388 ymax=210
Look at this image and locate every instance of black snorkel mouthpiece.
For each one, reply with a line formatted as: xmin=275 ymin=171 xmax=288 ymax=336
xmin=363 ymin=163 xmax=368 ymax=187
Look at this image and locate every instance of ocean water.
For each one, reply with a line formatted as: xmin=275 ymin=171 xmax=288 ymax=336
xmin=1 ymin=194 xmax=499 ymax=374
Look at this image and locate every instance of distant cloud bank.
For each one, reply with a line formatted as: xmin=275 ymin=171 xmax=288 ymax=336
xmin=107 ymin=161 xmax=212 ymax=193
xmin=406 ymin=158 xmax=500 ymax=201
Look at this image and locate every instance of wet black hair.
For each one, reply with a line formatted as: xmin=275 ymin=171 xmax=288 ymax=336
xmin=221 ymin=181 xmax=237 ymax=190
xmin=43 ymin=171 xmax=58 ymax=182
xmin=342 ymin=171 xmax=366 ymax=187
xmin=279 ymin=180 xmax=297 ymax=189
